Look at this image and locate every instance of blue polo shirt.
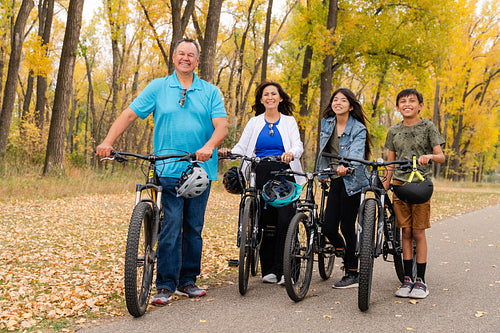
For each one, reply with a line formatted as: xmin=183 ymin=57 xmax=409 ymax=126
xmin=129 ymin=71 xmax=227 ymax=180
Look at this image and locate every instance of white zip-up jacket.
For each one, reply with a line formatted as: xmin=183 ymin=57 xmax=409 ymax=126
xmin=232 ymin=114 xmax=305 ymax=184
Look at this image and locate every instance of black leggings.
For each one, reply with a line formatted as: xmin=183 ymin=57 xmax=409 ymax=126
xmin=323 ymin=177 xmax=360 ymax=271
xmin=255 ymin=160 xmax=295 ymax=277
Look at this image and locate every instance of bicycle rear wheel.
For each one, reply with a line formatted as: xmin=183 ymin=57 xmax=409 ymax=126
xmin=358 ymin=199 xmax=377 ymax=312
xmin=239 ymin=198 xmax=256 ymax=295
xmin=283 ymin=212 xmax=313 ymax=302
xmin=318 ymin=233 xmax=335 ymax=280
xmin=124 ymin=201 xmax=155 ymax=317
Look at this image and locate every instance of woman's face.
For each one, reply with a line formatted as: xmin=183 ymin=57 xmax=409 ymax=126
xmin=260 ymin=85 xmax=283 ymax=111
xmin=331 ymin=92 xmax=353 ymax=116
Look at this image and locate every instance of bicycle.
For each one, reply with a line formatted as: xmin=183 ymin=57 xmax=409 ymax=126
xmin=101 ymin=150 xmax=196 ymax=317
xmin=219 ymin=152 xmax=285 ymax=295
xmin=322 ymin=152 xmax=418 ymax=311
xmin=271 ymin=168 xmax=338 ymax=302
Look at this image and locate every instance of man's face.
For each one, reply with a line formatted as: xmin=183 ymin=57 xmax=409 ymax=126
xmin=173 ymin=42 xmax=199 ymax=75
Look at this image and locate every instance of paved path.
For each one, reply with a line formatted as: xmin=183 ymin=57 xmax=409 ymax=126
xmin=80 ymin=204 xmax=500 ymax=332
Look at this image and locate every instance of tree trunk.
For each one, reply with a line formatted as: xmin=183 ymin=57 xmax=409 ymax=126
xmin=198 ymin=0 xmax=223 ymax=83
xmin=35 ymin=0 xmax=55 ymax=132
xmin=169 ymin=0 xmax=195 ymax=75
xmin=372 ymin=65 xmax=388 ymax=120
xmin=316 ymin=0 xmax=338 ymax=161
xmin=298 ymin=44 xmax=313 ymax=143
xmin=0 ymin=0 xmax=35 ymax=154
xmin=432 ymin=80 xmax=441 ymax=178
xmin=43 ymin=0 xmax=84 ymax=175
xmin=261 ymin=0 xmax=273 ymax=83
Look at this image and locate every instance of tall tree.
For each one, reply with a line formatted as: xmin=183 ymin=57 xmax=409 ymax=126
xmin=260 ymin=0 xmax=273 ymax=82
xmin=198 ymin=0 xmax=223 ymax=83
xmin=43 ymin=0 xmax=85 ymax=174
xmin=0 ymin=0 xmax=35 ymax=154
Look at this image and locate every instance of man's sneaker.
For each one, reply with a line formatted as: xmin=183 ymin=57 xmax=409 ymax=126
xmin=332 ymin=273 xmax=359 ymax=289
xmin=151 ymin=289 xmax=172 ymax=306
xmin=175 ymin=285 xmax=207 ymax=298
xmin=395 ymin=276 xmax=414 ymax=298
xmin=262 ymin=273 xmax=278 ymax=283
xmin=277 ymin=275 xmax=285 ymax=286
xmin=409 ymin=278 xmax=429 ymax=299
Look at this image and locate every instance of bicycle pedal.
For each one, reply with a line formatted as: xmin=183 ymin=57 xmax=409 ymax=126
xmin=228 ymin=259 xmax=238 ymax=267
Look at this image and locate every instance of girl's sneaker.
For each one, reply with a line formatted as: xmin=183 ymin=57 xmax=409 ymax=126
xmin=395 ymin=276 xmax=414 ymax=297
xmin=409 ymin=278 xmax=429 ymax=298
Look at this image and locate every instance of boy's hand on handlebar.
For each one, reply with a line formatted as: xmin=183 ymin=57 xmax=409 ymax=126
xmin=96 ymin=143 xmax=114 ymax=158
xmin=218 ymin=147 xmax=231 ymax=157
xmin=281 ymin=152 xmax=294 ymax=163
xmin=418 ymin=154 xmax=433 ymax=166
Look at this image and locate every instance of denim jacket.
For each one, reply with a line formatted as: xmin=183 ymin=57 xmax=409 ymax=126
xmin=316 ymin=115 xmax=369 ymax=196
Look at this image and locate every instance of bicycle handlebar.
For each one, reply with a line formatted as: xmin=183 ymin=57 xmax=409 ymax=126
xmin=322 ymin=152 xmax=413 ymax=169
xmin=271 ymin=167 xmax=339 ymax=179
xmin=107 ymin=150 xmax=197 ymax=163
xmin=218 ymin=152 xmax=287 ymax=163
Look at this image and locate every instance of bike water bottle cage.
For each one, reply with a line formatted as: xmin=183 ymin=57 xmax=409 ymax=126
xmin=262 ymin=177 xmax=302 ymax=207
xmin=175 ymin=163 xmax=210 ymax=198
xmin=392 ymin=156 xmax=433 ymax=204
xmin=222 ymin=166 xmax=246 ymax=194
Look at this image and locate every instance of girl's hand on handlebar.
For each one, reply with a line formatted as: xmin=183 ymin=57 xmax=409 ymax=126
xmin=336 ymin=165 xmax=350 ymax=177
xmin=281 ymin=152 xmax=294 ymax=163
xmin=218 ymin=147 xmax=231 ymax=157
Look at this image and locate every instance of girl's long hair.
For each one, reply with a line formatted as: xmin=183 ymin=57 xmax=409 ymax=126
xmin=321 ymin=88 xmax=372 ymax=159
xmin=252 ymin=81 xmax=295 ymax=116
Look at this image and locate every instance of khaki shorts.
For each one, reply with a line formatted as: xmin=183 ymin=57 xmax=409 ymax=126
xmin=392 ymin=180 xmax=431 ymax=229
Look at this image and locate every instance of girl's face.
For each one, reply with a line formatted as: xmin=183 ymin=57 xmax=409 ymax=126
xmin=331 ymin=92 xmax=353 ymax=116
xmin=261 ymin=85 xmax=283 ymax=111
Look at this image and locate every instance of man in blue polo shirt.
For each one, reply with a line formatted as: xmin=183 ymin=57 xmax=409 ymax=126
xmin=96 ymin=38 xmax=228 ymax=306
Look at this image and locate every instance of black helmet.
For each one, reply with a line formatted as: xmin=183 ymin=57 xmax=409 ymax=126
xmin=393 ymin=179 xmax=434 ymax=204
xmin=262 ymin=178 xmax=302 ymax=207
xmin=223 ymin=166 xmax=245 ymax=195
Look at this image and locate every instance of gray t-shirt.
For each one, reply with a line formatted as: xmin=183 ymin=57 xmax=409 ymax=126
xmin=325 ymin=124 xmax=340 ymax=179
xmin=385 ymin=119 xmax=445 ymax=182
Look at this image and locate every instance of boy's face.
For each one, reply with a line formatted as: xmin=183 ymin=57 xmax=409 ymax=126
xmin=396 ymin=94 xmax=423 ymax=118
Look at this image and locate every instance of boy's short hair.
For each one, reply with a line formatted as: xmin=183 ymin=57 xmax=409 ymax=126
xmin=396 ymin=89 xmax=423 ymax=106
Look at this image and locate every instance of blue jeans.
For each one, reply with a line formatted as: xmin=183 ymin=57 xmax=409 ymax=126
xmin=156 ymin=177 xmax=211 ymax=292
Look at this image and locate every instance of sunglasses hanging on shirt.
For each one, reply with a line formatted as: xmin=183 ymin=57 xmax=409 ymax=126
xmin=268 ymin=123 xmax=274 ymax=136
xmin=179 ymin=89 xmax=187 ymax=107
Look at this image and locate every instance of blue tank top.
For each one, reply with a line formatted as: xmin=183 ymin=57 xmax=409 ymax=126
xmin=255 ymin=117 xmax=285 ymax=158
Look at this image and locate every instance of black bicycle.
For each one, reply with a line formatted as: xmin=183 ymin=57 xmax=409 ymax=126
xmin=272 ymin=168 xmax=338 ymax=302
xmin=101 ymin=150 xmax=196 ymax=317
xmin=322 ymin=152 xmax=418 ymax=311
xmin=219 ymin=153 xmax=284 ymax=295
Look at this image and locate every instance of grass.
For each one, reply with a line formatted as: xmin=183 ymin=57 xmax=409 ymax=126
xmin=0 ymin=166 xmax=499 ymax=332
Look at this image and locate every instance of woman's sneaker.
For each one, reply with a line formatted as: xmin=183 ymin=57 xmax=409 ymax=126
xmin=409 ymin=278 xmax=429 ymax=299
xmin=332 ymin=272 xmax=358 ymax=289
xmin=395 ymin=276 xmax=414 ymax=297
xmin=262 ymin=273 xmax=278 ymax=283
xmin=151 ymin=289 xmax=173 ymax=306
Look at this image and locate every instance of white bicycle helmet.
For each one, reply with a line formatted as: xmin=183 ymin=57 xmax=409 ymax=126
xmin=176 ymin=164 xmax=209 ymax=198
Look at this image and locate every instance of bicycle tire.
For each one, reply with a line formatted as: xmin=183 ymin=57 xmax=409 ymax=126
xmin=239 ymin=198 xmax=255 ymax=295
xmin=358 ymin=199 xmax=377 ymax=312
xmin=124 ymin=201 xmax=155 ymax=317
xmin=283 ymin=212 xmax=313 ymax=302
xmin=318 ymin=233 xmax=335 ymax=280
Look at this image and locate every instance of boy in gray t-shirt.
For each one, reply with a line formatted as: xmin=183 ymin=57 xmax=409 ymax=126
xmin=383 ymin=89 xmax=445 ymax=299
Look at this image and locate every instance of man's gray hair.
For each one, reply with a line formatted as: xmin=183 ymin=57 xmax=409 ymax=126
xmin=173 ymin=38 xmax=200 ymax=58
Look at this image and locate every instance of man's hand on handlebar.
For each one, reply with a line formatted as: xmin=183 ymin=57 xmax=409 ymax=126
xmin=96 ymin=143 xmax=114 ymax=158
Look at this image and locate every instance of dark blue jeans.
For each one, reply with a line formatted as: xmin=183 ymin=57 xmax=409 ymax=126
xmin=156 ymin=177 xmax=211 ymax=292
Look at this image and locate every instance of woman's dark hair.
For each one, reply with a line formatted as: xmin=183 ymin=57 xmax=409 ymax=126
xmin=252 ymin=81 xmax=295 ymax=116
xmin=321 ymin=88 xmax=372 ymax=159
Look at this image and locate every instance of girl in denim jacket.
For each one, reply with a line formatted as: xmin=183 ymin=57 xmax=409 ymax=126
xmin=316 ymin=88 xmax=371 ymax=289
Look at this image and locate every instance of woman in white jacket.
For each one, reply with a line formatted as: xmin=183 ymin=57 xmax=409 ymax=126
xmin=220 ymin=81 xmax=304 ymax=285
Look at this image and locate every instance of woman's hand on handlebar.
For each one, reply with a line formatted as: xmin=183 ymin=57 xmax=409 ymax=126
xmin=281 ymin=152 xmax=294 ymax=164
xmin=218 ymin=147 xmax=231 ymax=157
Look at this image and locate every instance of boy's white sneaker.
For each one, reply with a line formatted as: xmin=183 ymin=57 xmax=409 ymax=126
xmin=409 ymin=278 xmax=429 ymax=299
xmin=395 ymin=276 xmax=414 ymax=297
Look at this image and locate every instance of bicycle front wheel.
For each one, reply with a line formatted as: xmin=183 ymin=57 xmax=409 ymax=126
xmin=124 ymin=201 xmax=155 ymax=317
xmin=318 ymin=233 xmax=335 ymax=280
xmin=358 ymin=199 xmax=377 ymax=312
xmin=239 ymin=198 xmax=256 ymax=295
xmin=283 ymin=212 xmax=313 ymax=302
